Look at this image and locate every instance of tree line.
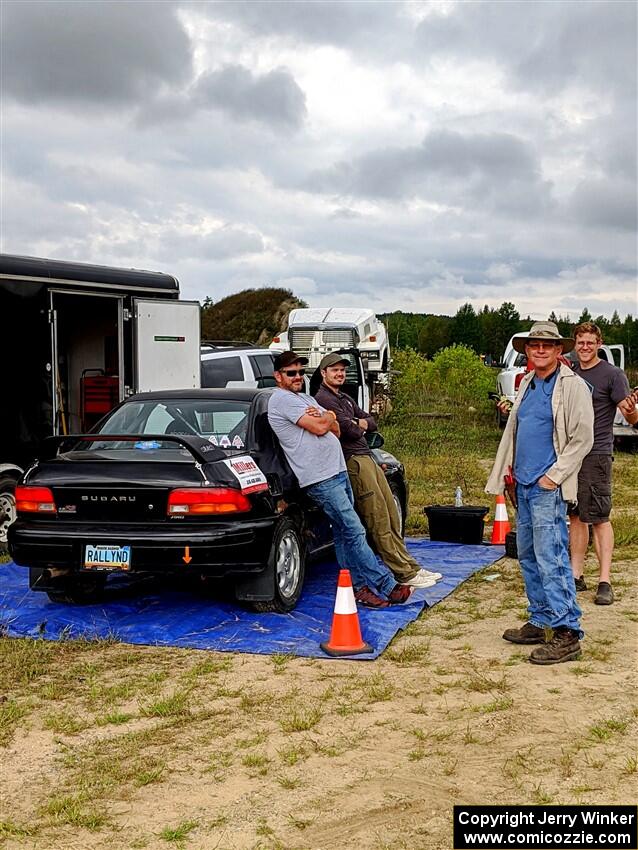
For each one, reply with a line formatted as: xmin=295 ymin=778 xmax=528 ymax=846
xmin=379 ymin=303 xmax=638 ymax=364
xmin=200 ymin=289 xmax=638 ymax=366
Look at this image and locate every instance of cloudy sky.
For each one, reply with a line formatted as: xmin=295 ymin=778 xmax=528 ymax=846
xmin=1 ymin=0 xmax=636 ymax=319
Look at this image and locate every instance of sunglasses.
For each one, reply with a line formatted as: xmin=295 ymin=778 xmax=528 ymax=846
xmin=527 ymin=341 xmax=559 ymax=350
xmin=281 ymin=368 xmax=306 ymax=377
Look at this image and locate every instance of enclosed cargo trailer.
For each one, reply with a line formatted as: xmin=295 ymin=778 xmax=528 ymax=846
xmin=0 ymin=253 xmax=200 ymax=543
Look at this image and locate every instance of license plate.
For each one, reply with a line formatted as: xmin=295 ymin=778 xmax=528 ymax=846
xmin=84 ymin=544 xmax=131 ymax=571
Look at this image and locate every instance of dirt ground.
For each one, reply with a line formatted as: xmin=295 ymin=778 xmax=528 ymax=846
xmin=1 ymin=545 xmax=637 ymax=850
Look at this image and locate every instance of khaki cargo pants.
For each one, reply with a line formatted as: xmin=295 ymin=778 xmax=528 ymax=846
xmin=346 ymin=454 xmax=420 ymax=583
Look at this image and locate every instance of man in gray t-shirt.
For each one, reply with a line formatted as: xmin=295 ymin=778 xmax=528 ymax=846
xmin=267 ymin=351 xmax=410 ymax=609
xmin=570 ymin=323 xmax=631 ymax=605
xmin=267 ymin=386 xmax=346 ymax=489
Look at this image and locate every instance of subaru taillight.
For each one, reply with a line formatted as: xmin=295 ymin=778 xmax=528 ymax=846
xmin=167 ymin=488 xmax=251 ymax=515
xmin=15 ymin=485 xmax=56 ymax=513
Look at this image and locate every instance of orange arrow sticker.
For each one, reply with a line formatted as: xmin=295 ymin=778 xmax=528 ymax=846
xmin=182 ymin=546 xmax=192 ymax=564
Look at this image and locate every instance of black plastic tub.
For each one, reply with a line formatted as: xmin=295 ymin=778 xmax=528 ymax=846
xmin=423 ymin=505 xmax=489 ymax=545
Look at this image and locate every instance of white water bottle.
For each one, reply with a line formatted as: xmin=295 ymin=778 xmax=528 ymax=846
xmin=454 ymin=486 xmax=463 ymax=507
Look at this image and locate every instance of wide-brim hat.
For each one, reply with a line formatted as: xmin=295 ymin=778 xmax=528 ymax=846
xmin=513 ymin=321 xmax=574 ymax=354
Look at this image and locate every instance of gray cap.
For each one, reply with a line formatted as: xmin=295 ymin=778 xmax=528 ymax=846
xmin=319 ymin=352 xmax=350 ymax=370
xmin=512 ymin=321 xmax=575 ymax=354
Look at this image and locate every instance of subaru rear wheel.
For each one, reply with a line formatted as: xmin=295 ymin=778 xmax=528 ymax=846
xmin=0 ymin=475 xmax=18 ymax=548
xmin=253 ymin=517 xmax=306 ymax=613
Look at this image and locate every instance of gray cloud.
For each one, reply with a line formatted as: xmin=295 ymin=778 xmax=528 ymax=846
xmin=1 ymin=0 xmax=192 ymax=105
xmin=203 ymin=0 xmax=408 ymax=54
xmin=307 ymin=129 xmax=552 ymax=216
xmin=569 ymin=179 xmax=638 ymax=233
xmin=155 ymin=227 xmax=265 ymax=262
xmin=416 ymin=1 xmax=636 ymax=99
xmin=1 ymin=1 xmax=635 ymax=321
xmin=193 ymin=65 xmax=307 ymax=130
xmin=136 ymin=64 xmax=307 ymax=132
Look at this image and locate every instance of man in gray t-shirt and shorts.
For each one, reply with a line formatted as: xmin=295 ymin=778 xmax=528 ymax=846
xmin=570 ymin=322 xmax=635 ymax=605
xmin=267 ymin=351 xmax=411 ymax=609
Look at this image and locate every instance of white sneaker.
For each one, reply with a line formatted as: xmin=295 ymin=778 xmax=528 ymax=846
xmin=402 ymin=570 xmax=438 ymax=589
xmin=418 ymin=568 xmax=442 ymax=581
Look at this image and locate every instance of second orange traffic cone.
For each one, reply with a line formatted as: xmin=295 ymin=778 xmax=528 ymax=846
xmin=320 ymin=569 xmax=373 ymax=657
xmin=490 ymin=494 xmax=511 ymax=544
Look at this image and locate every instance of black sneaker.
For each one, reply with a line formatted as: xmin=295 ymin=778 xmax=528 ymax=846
xmin=574 ymin=575 xmax=587 ymax=592
xmin=529 ymin=627 xmax=581 ymax=665
xmin=502 ymin=622 xmax=546 ymax=644
xmin=594 ymin=582 xmax=614 ymax=605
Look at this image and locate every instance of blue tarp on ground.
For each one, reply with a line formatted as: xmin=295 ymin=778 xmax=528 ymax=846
xmin=0 ymin=540 xmax=504 ymax=659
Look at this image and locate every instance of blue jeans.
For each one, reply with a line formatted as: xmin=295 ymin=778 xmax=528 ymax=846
xmin=306 ymin=471 xmax=397 ymax=596
xmin=516 ymin=481 xmax=583 ymax=636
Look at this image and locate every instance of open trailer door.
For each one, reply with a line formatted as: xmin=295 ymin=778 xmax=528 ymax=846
xmin=134 ymin=299 xmax=201 ymax=392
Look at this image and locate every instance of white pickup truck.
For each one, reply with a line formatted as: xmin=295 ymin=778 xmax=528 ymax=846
xmin=495 ymin=332 xmax=634 ymax=441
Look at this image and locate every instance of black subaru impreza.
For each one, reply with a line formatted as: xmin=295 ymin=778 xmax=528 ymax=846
xmin=9 ymin=388 xmax=408 ymax=612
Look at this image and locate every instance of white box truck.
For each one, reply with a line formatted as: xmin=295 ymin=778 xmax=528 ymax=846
xmin=269 ymin=307 xmax=390 ymax=411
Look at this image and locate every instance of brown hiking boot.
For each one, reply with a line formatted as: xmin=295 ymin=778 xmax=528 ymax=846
xmin=529 ymin=627 xmax=581 ymax=665
xmin=502 ymin=622 xmax=546 ymax=644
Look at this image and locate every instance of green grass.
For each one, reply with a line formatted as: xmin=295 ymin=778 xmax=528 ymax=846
xmin=0 ymin=698 xmax=30 ymax=746
xmin=0 ymin=820 xmax=38 ymax=838
xmin=588 ymin=718 xmax=629 ymax=741
xmin=160 ymin=820 xmax=199 ymax=842
xmin=280 ymin=707 xmax=322 ymax=733
xmin=140 ymin=689 xmax=191 ymax=718
xmin=41 ymin=794 xmax=107 ymax=830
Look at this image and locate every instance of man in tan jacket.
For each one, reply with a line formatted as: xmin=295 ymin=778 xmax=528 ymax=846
xmin=486 ymin=322 xmax=594 ymax=665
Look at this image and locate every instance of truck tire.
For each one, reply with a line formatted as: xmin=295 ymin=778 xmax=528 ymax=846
xmin=251 ymin=518 xmax=306 ymax=613
xmin=0 ymin=474 xmax=18 ymax=549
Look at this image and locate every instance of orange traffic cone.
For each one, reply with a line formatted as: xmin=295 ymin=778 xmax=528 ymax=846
xmin=320 ymin=569 xmax=373 ymax=657
xmin=491 ymin=494 xmax=511 ymax=544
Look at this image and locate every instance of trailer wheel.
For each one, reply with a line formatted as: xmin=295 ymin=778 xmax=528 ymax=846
xmin=0 ymin=475 xmax=18 ymax=548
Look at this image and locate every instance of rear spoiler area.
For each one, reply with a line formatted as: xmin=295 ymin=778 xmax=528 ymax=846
xmin=38 ymin=434 xmax=227 ymax=466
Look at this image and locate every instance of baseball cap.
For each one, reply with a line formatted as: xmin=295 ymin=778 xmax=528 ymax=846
xmin=319 ymin=352 xmax=350 ymax=370
xmin=273 ymin=350 xmax=309 ymax=371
